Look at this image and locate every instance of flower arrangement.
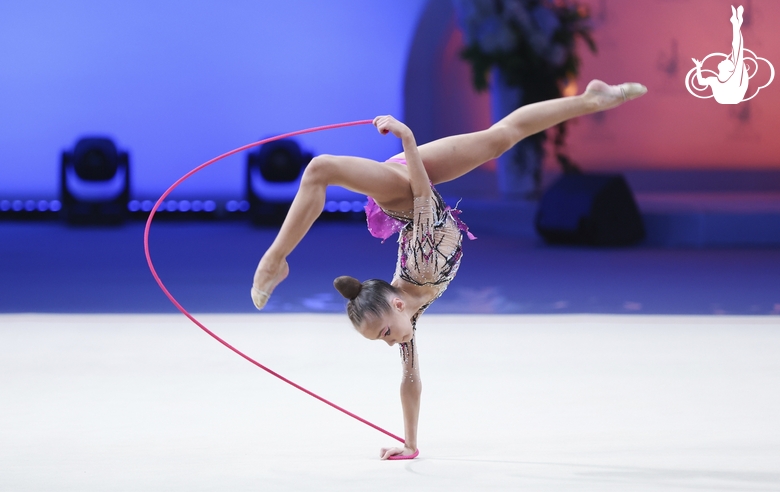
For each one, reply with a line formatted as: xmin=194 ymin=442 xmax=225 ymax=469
xmin=456 ymin=0 xmax=596 ymax=175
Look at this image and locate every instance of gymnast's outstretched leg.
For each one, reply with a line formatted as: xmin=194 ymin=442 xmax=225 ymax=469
xmin=393 ymin=79 xmax=646 ymax=185
xmin=250 ymin=155 xmax=413 ymax=309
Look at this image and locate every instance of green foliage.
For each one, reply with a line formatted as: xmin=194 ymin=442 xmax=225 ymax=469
xmin=458 ymin=0 xmax=597 ymax=172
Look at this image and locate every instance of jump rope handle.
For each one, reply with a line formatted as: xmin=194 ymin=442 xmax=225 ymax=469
xmin=387 ymin=449 xmax=420 ymax=460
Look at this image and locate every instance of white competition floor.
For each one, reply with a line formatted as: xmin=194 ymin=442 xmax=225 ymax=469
xmin=2 ymin=313 xmax=779 ymax=491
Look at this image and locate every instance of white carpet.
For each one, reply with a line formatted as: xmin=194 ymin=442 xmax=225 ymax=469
xmin=1 ymin=314 xmax=778 ymax=491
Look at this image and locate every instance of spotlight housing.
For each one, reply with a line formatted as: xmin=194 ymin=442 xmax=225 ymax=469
xmin=246 ymin=138 xmax=312 ymax=224
xmin=61 ymin=137 xmax=130 ymax=224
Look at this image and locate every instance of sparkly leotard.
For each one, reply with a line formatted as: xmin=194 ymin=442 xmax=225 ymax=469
xmin=365 ymin=158 xmax=475 ymax=365
xmin=381 ymin=188 xmax=463 ymax=325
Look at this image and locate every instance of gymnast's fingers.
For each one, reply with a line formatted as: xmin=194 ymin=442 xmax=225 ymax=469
xmin=373 ymin=115 xmax=391 ymax=126
xmin=380 ymin=447 xmax=400 ymax=460
xmin=374 ymin=117 xmax=391 ymax=135
xmin=382 ymin=447 xmax=419 ymax=460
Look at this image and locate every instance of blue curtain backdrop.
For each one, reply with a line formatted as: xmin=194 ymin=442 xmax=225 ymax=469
xmin=0 ymin=0 xmax=427 ymax=199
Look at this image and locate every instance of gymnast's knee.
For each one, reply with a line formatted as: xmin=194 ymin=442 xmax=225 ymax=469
xmin=301 ymin=155 xmax=336 ymax=187
xmin=486 ymin=125 xmax=520 ymax=160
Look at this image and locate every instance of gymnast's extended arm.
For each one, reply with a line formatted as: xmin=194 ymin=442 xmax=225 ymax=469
xmin=372 ymin=115 xmax=432 ymax=200
xmin=381 ymin=341 xmax=421 ymax=459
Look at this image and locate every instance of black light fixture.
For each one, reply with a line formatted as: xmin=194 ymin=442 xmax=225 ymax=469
xmin=61 ymin=137 xmax=130 ymax=224
xmin=246 ymin=138 xmax=312 ymax=224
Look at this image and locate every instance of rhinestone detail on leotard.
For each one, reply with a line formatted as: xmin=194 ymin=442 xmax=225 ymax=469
xmin=377 ymin=188 xmax=465 ymax=367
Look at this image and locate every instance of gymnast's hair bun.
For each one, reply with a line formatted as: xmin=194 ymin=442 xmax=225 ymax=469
xmin=333 ymin=276 xmax=362 ymax=300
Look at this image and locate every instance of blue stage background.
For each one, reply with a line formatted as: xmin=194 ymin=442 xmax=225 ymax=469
xmin=1 ymin=1 xmax=778 ymax=316
xmin=0 ymin=0 xmax=427 ymax=199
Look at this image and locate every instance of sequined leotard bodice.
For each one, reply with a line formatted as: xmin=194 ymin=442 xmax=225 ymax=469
xmin=364 ymin=158 xmax=475 ymax=366
xmin=380 ymin=187 xmax=463 ymax=326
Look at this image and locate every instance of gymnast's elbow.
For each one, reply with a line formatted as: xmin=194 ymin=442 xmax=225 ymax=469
xmin=401 ymin=375 xmax=422 ymax=394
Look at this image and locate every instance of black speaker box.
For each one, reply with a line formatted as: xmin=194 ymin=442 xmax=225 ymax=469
xmin=535 ymin=173 xmax=644 ymax=246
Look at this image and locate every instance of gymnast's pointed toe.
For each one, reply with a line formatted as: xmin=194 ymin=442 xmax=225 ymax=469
xmin=619 ymin=83 xmax=648 ymax=102
xmin=251 ymin=259 xmax=289 ymax=311
xmin=251 ymin=287 xmax=270 ymax=310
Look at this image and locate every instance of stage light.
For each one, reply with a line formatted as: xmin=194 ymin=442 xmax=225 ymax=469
xmin=246 ymin=138 xmax=312 ymax=224
xmin=246 ymin=138 xmax=368 ymax=224
xmin=61 ymin=137 xmax=130 ymax=224
xmin=0 ymin=198 xmax=62 ymax=220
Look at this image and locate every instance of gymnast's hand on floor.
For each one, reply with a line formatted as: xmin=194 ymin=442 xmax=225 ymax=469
xmin=380 ymin=445 xmax=418 ymax=460
xmin=373 ymin=115 xmax=411 ymax=140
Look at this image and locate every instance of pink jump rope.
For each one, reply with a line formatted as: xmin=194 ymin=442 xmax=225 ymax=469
xmin=144 ymin=120 xmax=419 ymax=460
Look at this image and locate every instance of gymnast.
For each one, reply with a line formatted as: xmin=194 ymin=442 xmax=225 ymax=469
xmin=250 ymin=79 xmax=646 ymax=459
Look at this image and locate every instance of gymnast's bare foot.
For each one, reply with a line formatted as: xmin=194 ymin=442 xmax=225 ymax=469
xmin=584 ymin=79 xmax=647 ymax=111
xmin=251 ymin=254 xmax=289 ymax=310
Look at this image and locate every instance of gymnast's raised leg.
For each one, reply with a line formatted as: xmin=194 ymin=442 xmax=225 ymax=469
xmin=250 ymin=154 xmax=414 ymax=309
xmin=393 ymin=79 xmax=646 ymax=185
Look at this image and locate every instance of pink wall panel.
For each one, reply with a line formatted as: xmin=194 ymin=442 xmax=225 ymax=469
xmin=405 ymin=0 xmax=778 ymax=174
xmin=562 ymin=0 xmax=780 ymax=171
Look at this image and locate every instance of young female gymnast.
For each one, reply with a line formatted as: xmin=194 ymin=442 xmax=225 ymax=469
xmin=250 ymin=79 xmax=646 ymax=459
